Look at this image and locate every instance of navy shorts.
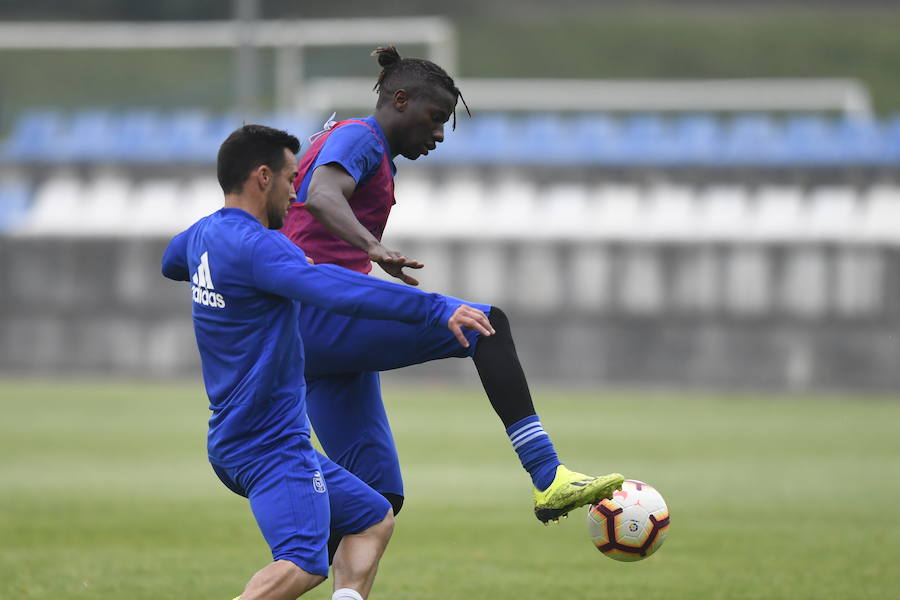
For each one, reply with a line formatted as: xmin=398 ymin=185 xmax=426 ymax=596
xmin=300 ymin=297 xmax=492 ymax=496
xmin=211 ymin=435 xmax=391 ymax=577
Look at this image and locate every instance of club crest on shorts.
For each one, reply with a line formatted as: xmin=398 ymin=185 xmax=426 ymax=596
xmin=312 ymin=471 xmax=326 ymax=493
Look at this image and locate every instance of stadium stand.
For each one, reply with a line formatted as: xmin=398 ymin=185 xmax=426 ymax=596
xmin=3 ymin=108 xmax=899 ymax=320
xmin=3 ymin=106 xmax=899 ymax=389
xmin=4 ymin=109 xmax=900 ymax=169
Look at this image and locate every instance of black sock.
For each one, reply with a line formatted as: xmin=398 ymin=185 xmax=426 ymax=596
xmin=473 ymin=306 xmax=536 ymax=428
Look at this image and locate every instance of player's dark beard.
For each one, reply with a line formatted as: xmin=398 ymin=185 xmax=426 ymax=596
xmin=266 ymin=197 xmax=285 ymax=230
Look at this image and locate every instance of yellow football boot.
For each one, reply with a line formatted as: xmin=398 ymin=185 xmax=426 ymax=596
xmin=534 ymin=466 xmax=625 ymax=524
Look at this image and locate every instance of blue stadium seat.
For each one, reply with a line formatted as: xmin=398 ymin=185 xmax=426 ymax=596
xmin=55 ymin=109 xmax=120 ymax=162
xmin=516 ymin=113 xmax=577 ymax=164
xmin=618 ymin=114 xmax=674 ymax=165
xmin=117 ymin=110 xmax=168 ymax=162
xmin=210 ymin=114 xmax=250 ymax=147
xmin=174 ymin=111 xmax=243 ymax=164
xmin=671 ymin=114 xmax=721 ymax=165
xmin=451 ymin=113 xmax=514 ymax=164
xmin=721 ymin=114 xmax=784 ymax=166
xmin=622 ymin=113 xmax=666 ymax=139
xmin=884 ymin=114 xmax=900 ymax=164
xmin=166 ymin=110 xmax=213 ymax=162
xmin=834 ymin=117 xmax=886 ymax=165
xmin=0 ymin=180 xmax=31 ymax=230
xmin=568 ymin=114 xmax=623 ymax=165
xmin=423 ymin=114 xmax=469 ymax=164
xmin=782 ymin=115 xmax=840 ymax=165
xmin=5 ymin=107 xmax=898 ymax=167
xmin=261 ymin=112 xmax=319 ymax=145
xmin=3 ymin=110 xmax=64 ymax=161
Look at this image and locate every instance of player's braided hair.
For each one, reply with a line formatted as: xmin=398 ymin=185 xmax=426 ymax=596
xmin=372 ymin=45 xmax=470 ymax=129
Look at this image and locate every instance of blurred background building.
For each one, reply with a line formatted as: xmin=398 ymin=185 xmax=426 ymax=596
xmin=1 ymin=0 xmax=899 ymax=391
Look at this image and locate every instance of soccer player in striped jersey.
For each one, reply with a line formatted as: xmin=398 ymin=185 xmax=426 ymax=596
xmin=280 ymin=46 xmax=623 ymax=542
xmin=162 ymin=125 xmax=493 ymax=600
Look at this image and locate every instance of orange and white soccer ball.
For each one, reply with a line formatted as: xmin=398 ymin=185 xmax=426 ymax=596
xmin=587 ymin=479 xmax=670 ymax=562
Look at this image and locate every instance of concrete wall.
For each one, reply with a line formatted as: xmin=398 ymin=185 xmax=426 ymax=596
xmin=1 ymin=235 xmax=898 ymax=391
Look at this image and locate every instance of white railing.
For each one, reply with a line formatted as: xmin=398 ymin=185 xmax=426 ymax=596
xmin=301 ymin=77 xmax=873 ymax=116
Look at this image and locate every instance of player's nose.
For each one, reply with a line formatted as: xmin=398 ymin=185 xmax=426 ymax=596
xmin=433 ymin=124 xmax=444 ymax=143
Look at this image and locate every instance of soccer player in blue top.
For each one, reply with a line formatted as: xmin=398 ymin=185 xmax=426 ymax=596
xmin=280 ymin=45 xmax=624 ymax=545
xmin=161 ymin=124 xmax=493 ymax=600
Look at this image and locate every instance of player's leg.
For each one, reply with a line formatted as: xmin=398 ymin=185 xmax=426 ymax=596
xmin=302 ymin=302 xmax=623 ymax=522
xmin=330 ymin=519 xmax=393 ymax=600
xmin=211 ymin=469 xmax=324 ymax=599
xmin=471 ymin=306 xmax=624 ymax=522
xmin=300 ymin=304 xmax=431 ymax=375
xmin=319 ymin=452 xmax=395 ymax=599
xmin=306 ymin=372 xmax=403 ymax=500
xmin=300 ymin=300 xmax=522 ymax=425
xmin=236 ymin=560 xmax=324 ymax=600
xmin=211 ymin=437 xmax=331 ymax=600
xmin=306 ymin=371 xmax=403 ymax=561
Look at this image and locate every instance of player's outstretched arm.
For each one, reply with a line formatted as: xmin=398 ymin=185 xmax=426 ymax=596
xmin=252 ymin=232 xmax=449 ymax=327
xmin=307 ymin=164 xmax=423 ymax=285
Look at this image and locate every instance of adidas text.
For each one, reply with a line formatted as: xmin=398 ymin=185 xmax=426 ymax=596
xmin=191 ymin=251 xmax=226 ymax=309
xmin=192 ymin=285 xmax=226 ymax=308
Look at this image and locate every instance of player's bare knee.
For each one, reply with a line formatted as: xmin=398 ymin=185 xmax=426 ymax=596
xmin=376 ymin=507 xmax=395 ymax=541
xmin=280 ymin=559 xmax=326 ymax=586
xmin=358 ymin=507 xmax=394 ymax=546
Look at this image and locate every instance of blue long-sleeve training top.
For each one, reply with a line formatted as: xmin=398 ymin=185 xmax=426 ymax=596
xmin=161 ymin=207 xmax=458 ymax=467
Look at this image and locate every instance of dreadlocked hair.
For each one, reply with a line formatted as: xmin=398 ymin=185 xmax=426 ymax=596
xmin=371 ymin=45 xmax=470 ymax=129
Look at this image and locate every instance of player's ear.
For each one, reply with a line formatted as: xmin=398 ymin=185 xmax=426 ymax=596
xmin=393 ymin=89 xmax=409 ymax=112
xmin=254 ymin=165 xmax=272 ymax=190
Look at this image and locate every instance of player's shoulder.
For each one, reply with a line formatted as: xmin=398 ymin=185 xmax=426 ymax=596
xmin=255 ymin=227 xmax=308 ymax=259
xmin=328 ymin=118 xmax=384 ymax=148
xmin=336 ymin=117 xmax=379 ymax=134
xmin=199 ymin=208 xmax=268 ymax=255
xmin=246 ymin=228 xmax=310 ymax=277
xmin=206 ymin=208 xmax=256 ymax=235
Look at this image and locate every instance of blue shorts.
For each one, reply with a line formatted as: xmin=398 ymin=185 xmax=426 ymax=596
xmin=301 ymin=297 xmax=492 ymax=497
xmin=211 ymin=435 xmax=391 ymax=577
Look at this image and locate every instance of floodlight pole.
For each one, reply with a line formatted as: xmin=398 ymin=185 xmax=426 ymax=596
xmin=234 ymin=0 xmax=261 ymax=116
xmin=276 ymin=45 xmax=303 ymax=113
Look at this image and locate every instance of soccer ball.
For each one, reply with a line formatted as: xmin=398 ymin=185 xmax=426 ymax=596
xmin=586 ymin=479 xmax=670 ymax=562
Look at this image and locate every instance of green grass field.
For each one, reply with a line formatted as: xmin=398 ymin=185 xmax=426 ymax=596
xmin=1 ymin=379 xmax=898 ymax=599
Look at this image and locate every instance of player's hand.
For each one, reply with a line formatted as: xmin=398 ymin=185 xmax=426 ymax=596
xmin=369 ymin=244 xmax=424 ymax=286
xmin=447 ymin=304 xmax=495 ymax=348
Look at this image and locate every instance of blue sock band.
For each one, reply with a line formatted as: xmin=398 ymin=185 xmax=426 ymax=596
xmin=506 ymin=415 xmax=561 ymax=491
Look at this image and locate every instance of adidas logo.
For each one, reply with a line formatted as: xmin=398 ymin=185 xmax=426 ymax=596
xmin=191 ymin=251 xmax=226 ymax=309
